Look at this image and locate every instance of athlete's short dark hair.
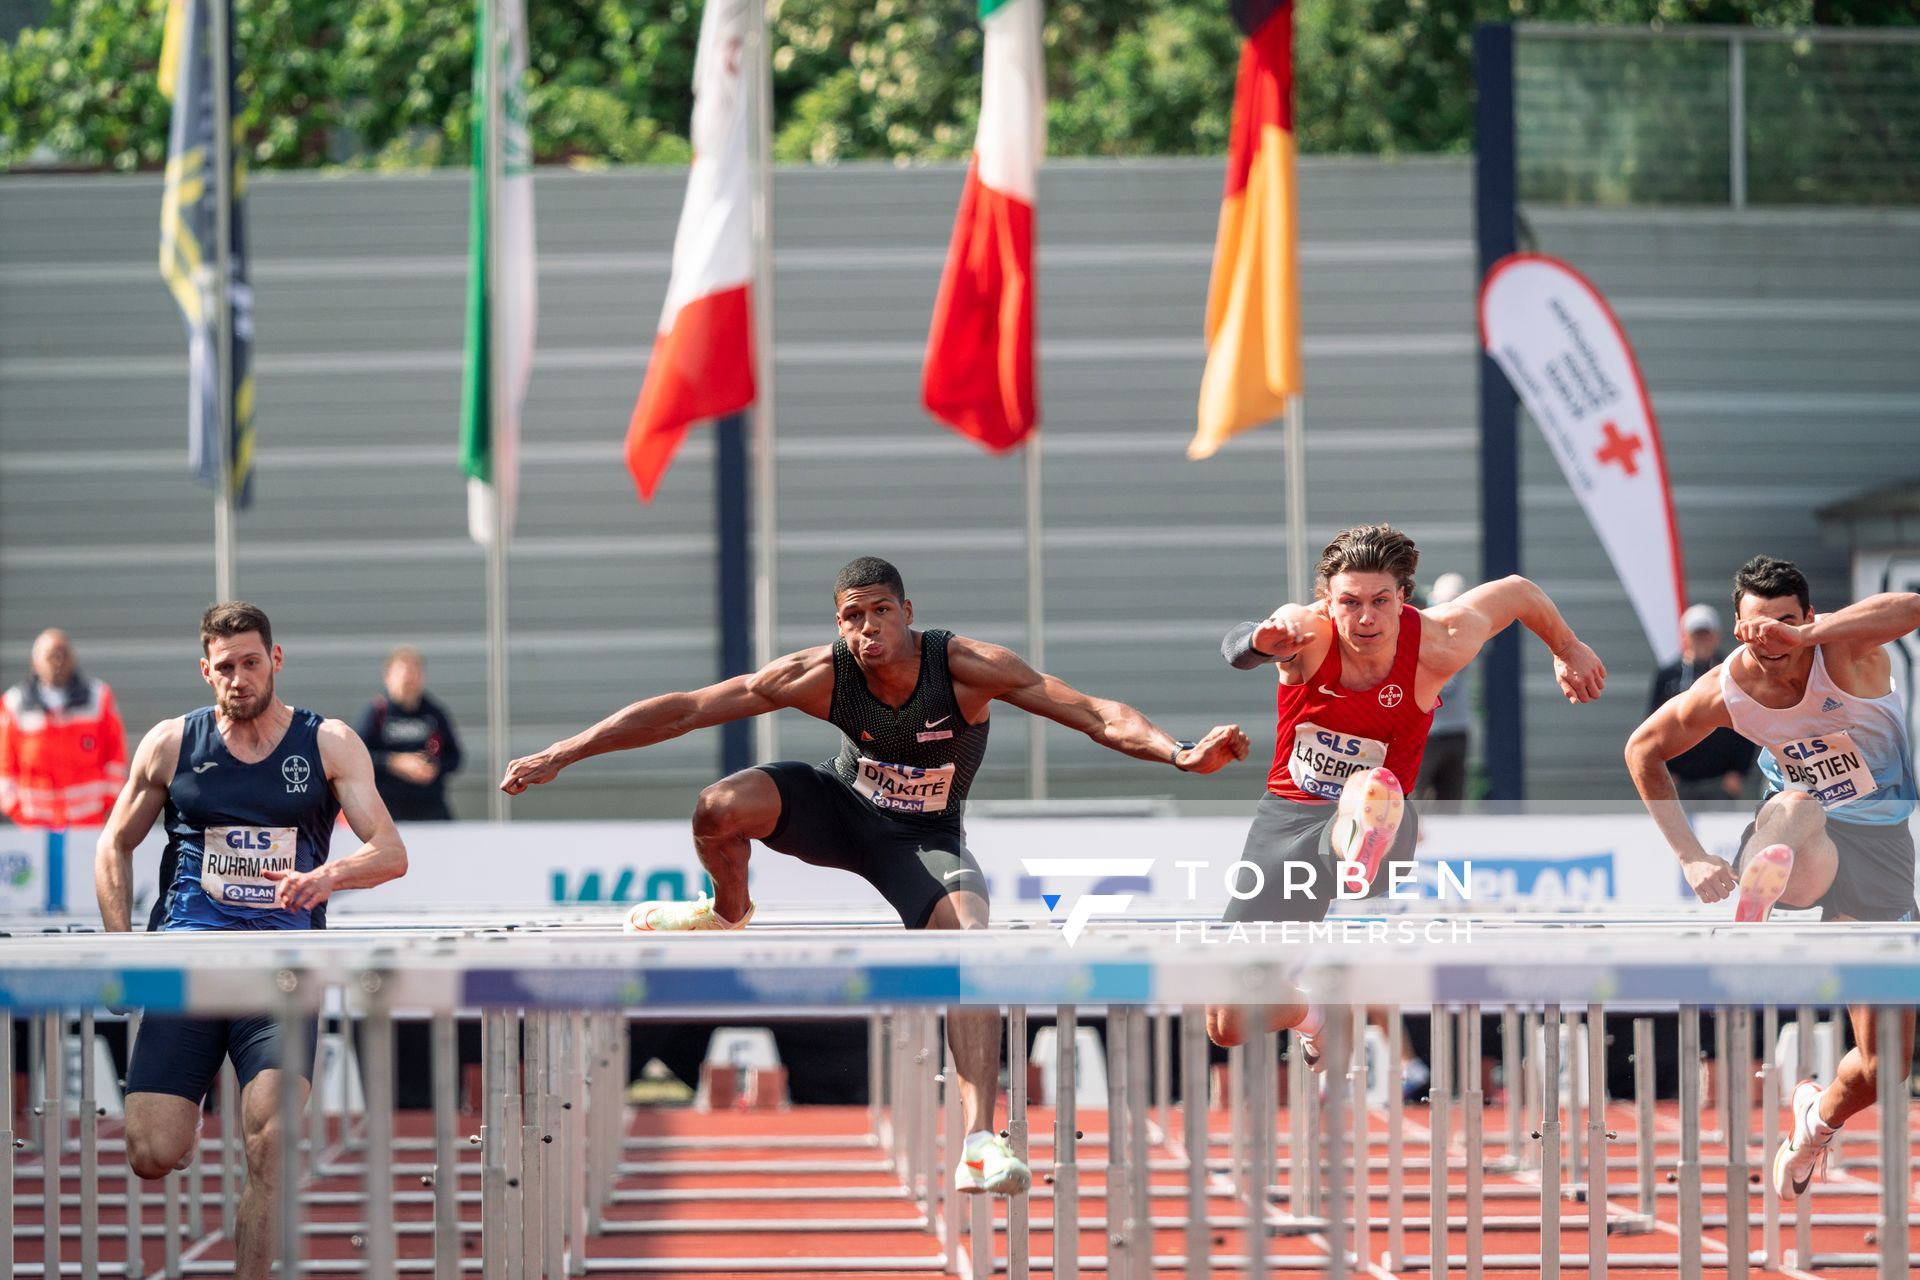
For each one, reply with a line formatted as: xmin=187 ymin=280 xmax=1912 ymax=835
xmin=834 ymin=556 xmax=906 ymax=603
xmin=200 ymin=601 xmax=273 ymax=655
xmin=1733 ymin=555 xmax=1811 ymax=615
xmin=1315 ymin=524 xmax=1420 ymax=601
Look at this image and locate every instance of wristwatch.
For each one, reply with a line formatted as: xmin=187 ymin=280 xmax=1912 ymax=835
xmin=1170 ymin=740 xmax=1198 ymax=771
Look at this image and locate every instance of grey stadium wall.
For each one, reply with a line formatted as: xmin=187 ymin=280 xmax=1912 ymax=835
xmin=1 ymin=157 xmax=1910 ymax=816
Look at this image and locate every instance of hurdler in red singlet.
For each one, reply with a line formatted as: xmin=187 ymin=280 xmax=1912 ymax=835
xmin=1207 ymin=523 xmax=1606 ymax=1050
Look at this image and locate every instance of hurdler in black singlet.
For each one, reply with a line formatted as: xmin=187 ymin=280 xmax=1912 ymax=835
xmin=826 ymin=629 xmax=989 ymax=825
xmin=755 ymin=628 xmax=993 ymax=927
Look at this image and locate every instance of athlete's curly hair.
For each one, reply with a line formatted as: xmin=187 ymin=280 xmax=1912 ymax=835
xmin=200 ymin=601 xmax=273 ymax=655
xmin=1314 ymin=525 xmax=1420 ymax=601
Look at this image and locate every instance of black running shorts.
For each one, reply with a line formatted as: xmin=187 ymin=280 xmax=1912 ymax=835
xmin=756 ymin=761 xmax=990 ymax=929
xmin=1737 ymin=801 xmax=1918 ymax=922
xmin=125 ymin=1013 xmax=319 ymax=1104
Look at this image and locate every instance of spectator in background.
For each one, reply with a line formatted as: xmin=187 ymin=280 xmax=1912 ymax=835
xmin=355 ymin=646 xmax=463 ymax=821
xmin=1647 ymin=604 xmax=1757 ymax=809
xmin=0 ymin=628 xmax=127 ymax=828
xmin=1414 ymin=573 xmax=1473 ymax=804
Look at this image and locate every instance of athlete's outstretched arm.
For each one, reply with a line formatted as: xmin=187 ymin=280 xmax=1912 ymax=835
xmin=952 ymin=638 xmax=1249 ymax=772
xmin=1223 ymin=603 xmax=1329 ymax=671
xmin=499 ymin=647 xmax=834 ymax=794
xmin=261 ymin=720 xmax=410 ymax=914
xmin=94 ymin=720 xmax=181 ymax=932
xmin=1737 ymin=591 xmax=1920 ymax=655
xmin=1425 ymin=574 xmax=1606 ymax=703
xmin=1624 ymin=673 xmax=1738 ymax=903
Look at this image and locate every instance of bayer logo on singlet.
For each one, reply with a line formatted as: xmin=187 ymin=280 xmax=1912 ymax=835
xmin=1377 ymin=684 xmax=1404 ymax=708
xmin=282 ymin=755 xmax=312 ymax=792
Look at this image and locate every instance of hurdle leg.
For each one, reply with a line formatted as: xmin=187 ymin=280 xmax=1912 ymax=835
xmin=1713 ymin=1012 xmax=1730 ymax=1149
xmin=1432 ymin=1004 xmax=1452 ymax=1280
xmin=1387 ymin=1007 xmax=1407 ymax=1271
xmin=1 ymin=1012 xmax=12 ymax=1280
xmin=277 ymin=987 xmax=309 ymax=1280
xmin=1154 ymin=1008 xmax=1172 ymax=1141
xmin=482 ymin=1010 xmax=507 ymax=1280
xmin=964 ymin=1021 xmax=993 ymax=1280
xmin=1054 ymin=1005 xmax=1080 ymax=1280
xmin=1320 ymin=1010 xmax=1349 ymax=1280
xmin=1465 ymin=1006 xmax=1485 ymax=1280
xmin=1539 ymin=1004 xmax=1560 ymax=1280
xmin=942 ymin=1029 xmax=962 ymax=1275
xmin=218 ymin=1058 xmax=239 ymax=1241
xmin=1180 ymin=1007 xmax=1208 ymax=1279
xmin=1240 ymin=1020 xmax=1270 ymax=1280
xmin=542 ymin=1016 xmax=566 ymax=1280
xmin=1586 ymin=1003 xmax=1608 ymax=1280
xmin=1759 ymin=1006 xmax=1780 ymax=1269
xmin=430 ymin=1011 xmax=460 ymax=1280
xmin=869 ymin=1012 xmax=886 ymax=1150
xmin=1107 ymin=1007 xmax=1138 ymax=1280
xmin=1498 ymin=1008 xmax=1521 ymax=1172
xmin=1875 ymin=1005 xmax=1907 ymax=1280
xmin=1632 ymin=1018 xmax=1654 ymax=1226
xmin=80 ymin=1008 xmax=99 ymax=1280
xmin=1228 ymin=1041 xmax=1248 ymax=1202
xmin=1729 ymin=1006 xmax=1755 ymax=1280
xmin=1128 ymin=1008 xmax=1151 ymax=1280
xmin=521 ymin=1011 xmax=545 ymax=1280
xmin=1677 ymin=1005 xmax=1703 ymax=1280
xmin=42 ymin=1011 xmax=64 ymax=1278
xmin=1349 ymin=1006 xmax=1369 ymax=1271
xmin=1568 ymin=1011 xmax=1585 ymax=1200
xmin=1008 ymin=1004 xmax=1030 ymax=1280
xmin=1791 ymin=1004 xmax=1813 ymax=1268
xmin=1286 ymin=1032 xmax=1308 ymax=1221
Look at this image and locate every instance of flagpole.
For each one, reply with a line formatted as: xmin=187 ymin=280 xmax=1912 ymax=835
xmin=747 ymin=0 xmax=780 ymax=764
xmin=483 ymin=0 xmax=512 ymax=822
xmin=1023 ymin=437 xmax=1047 ymax=797
xmin=1284 ymin=395 xmax=1307 ymax=603
xmin=209 ymin=0 xmax=237 ymax=601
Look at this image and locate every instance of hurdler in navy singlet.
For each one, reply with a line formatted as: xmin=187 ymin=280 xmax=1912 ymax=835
xmin=152 ymin=706 xmax=341 ymax=931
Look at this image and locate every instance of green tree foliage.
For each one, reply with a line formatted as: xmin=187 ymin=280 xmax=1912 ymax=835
xmin=0 ymin=0 xmax=1912 ymax=174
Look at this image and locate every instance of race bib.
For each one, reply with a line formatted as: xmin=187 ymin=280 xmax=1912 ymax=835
xmin=1288 ymin=722 xmax=1389 ymax=802
xmin=200 ymin=826 xmax=297 ymax=910
xmin=1771 ymin=731 xmax=1877 ymax=810
xmin=852 ymin=758 xmax=956 ymax=814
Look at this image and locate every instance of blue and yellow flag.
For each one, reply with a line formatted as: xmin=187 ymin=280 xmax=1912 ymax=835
xmin=159 ymin=0 xmax=254 ymax=506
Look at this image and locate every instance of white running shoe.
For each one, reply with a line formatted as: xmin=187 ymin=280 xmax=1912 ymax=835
xmin=954 ymin=1132 xmax=1031 ymax=1196
xmin=1734 ymin=843 xmax=1793 ymax=923
xmin=1772 ymin=1078 xmax=1832 ymax=1201
xmin=623 ymin=895 xmax=754 ymax=933
xmin=1329 ymin=767 xmax=1405 ymax=884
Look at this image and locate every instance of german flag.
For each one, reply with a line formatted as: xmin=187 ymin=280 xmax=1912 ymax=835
xmin=1189 ymin=0 xmax=1299 ymax=460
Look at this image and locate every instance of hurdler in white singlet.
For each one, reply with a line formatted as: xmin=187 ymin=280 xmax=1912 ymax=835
xmin=1719 ymin=644 xmax=1917 ymax=826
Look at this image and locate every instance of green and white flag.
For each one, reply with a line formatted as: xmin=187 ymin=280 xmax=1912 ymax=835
xmin=460 ymin=0 xmax=538 ymax=545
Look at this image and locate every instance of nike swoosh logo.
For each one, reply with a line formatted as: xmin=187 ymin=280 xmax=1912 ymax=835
xmin=1318 ymin=685 xmax=1346 ymax=698
xmin=944 ymin=869 xmax=971 ymax=881
xmin=1791 ymin=1167 xmax=1813 ymax=1195
xmin=192 ymin=761 xmax=218 ymax=774
xmin=925 ymin=715 xmax=950 ymax=728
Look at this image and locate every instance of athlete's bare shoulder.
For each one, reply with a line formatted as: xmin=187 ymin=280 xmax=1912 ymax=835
xmin=943 ymin=633 xmax=1030 ymax=690
xmin=134 ymin=716 xmax=187 ymax=781
xmin=744 ymin=644 xmax=836 ymax=709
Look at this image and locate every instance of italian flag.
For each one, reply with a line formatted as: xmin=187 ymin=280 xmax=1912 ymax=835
xmin=625 ymin=0 xmax=756 ymax=502
xmin=1189 ymin=0 xmax=1299 ymax=460
xmin=922 ymin=0 xmax=1045 ymax=453
xmin=459 ymin=0 xmax=538 ymax=544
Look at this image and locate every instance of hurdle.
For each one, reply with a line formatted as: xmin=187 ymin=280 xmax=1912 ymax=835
xmin=0 ymin=911 xmax=1915 ymax=1277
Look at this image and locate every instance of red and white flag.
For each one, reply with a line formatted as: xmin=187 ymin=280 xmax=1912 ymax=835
xmin=921 ymin=0 xmax=1044 ymax=452
xmin=625 ymin=0 xmax=756 ymax=501
xmin=1480 ymin=253 xmax=1687 ymax=665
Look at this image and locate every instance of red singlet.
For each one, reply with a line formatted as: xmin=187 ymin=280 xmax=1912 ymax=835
xmin=1266 ymin=604 xmax=1436 ymax=802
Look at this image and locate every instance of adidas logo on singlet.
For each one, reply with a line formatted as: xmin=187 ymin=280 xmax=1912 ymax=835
xmin=1821 ymin=697 xmax=1843 ymax=712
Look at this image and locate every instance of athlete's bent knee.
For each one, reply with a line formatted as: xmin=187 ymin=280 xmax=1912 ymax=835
xmin=1207 ymin=1005 xmax=1245 ymax=1049
xmin=692 ymin=779 xmax=753 ymax=837
xmin=126 ymin=1134 xmax=183 ymax=1182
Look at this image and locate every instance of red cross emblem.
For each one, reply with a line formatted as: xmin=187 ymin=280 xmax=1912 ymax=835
xmin=1595 ymin=421 xmax=1646 ymax=478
